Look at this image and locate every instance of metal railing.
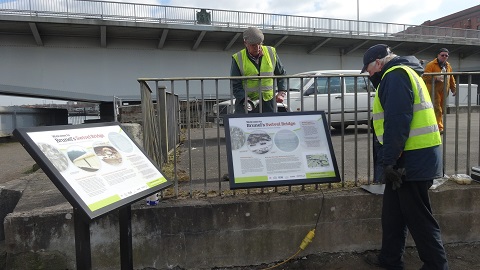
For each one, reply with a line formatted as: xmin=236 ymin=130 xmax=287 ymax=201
xmin=137 ymin=72 xmax=480 ymax=198
xmin=1 ymin=0 xmax=480 ymax=42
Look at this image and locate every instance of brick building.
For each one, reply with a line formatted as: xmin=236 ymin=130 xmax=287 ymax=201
xmin=421 ymin=5 xmax=480 ymax=30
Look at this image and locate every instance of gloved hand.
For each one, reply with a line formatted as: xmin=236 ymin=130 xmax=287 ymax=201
xmin=383 ymin=165 xmax=404 ymax=190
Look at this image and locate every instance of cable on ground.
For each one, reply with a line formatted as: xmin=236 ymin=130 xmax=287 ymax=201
xmin=261 ymin=188 xmax=325 ymax=269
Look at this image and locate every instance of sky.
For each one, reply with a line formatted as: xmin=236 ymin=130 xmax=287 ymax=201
xmin=1 ymin=0 xmax=479 ymax=106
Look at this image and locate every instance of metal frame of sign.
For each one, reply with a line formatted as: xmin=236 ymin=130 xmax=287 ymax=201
xmin=224 ymin=111 xmax=341 ymax=189
xmin=13 ymin=122 xmax=172 ymax=220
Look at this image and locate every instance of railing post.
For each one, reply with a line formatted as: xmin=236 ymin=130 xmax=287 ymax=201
xmin=113 ymin=96 xmax=121 ymax=122
xmin=4 ymin=2 xmax=480 ymax=41
xmin=13 ymin=108 xmax=17 ymax=131
xmin=156 ymin=84 xmax=168 ymax=163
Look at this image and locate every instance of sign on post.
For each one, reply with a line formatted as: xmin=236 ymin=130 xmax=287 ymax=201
xmin=13 ymin=122 xmax=172 ymax=220
xmin=224 ymin=111 xmax=341 ymax=189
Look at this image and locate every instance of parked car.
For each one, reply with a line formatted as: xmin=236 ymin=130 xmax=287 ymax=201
xmin=287 ymin=70 xmax=374 ymax=130
xmin=212 ymin=98 xmax=288 ymax=125
xmin=212 ymin=70 xmax=373 ymax=129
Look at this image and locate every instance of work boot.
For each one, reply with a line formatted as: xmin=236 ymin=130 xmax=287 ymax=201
xmin=364 ymin=253 xmax=386 ymax=268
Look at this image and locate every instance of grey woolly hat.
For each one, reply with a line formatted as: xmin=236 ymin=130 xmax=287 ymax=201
xmin=243 ymin=27 xmax=264 ymax=44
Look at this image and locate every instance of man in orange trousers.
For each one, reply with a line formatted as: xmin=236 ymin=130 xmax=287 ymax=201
xmin=423 ymin=48 xmax=456 ymax=133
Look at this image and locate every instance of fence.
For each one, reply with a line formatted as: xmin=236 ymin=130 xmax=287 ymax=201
xmin=136 ymin=72 xmax=480 ymax=198
xmin=1 ymin=0 xmax=480 ymax=43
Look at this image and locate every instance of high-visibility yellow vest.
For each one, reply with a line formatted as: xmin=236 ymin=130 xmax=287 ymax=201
xmin=372 ymin=65 xmax=441 ymax=150
xmin=233 ymin=45 xmax=276 ymax=101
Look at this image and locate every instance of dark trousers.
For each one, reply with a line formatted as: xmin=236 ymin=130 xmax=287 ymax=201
xmin=373 ymin=128 xmax=383 ymax=183
xmin=379 ymin=180 xmax=448 ymax=270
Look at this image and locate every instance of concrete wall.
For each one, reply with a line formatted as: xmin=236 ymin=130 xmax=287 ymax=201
xmin=3 ymin=171 xmax=480 ymax=269
xmin=2 ymin=40 xmax=480 ymax=101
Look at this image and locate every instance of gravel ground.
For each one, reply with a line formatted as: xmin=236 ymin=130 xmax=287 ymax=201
xmin=212 ymin=242 xmax=480 ymax=270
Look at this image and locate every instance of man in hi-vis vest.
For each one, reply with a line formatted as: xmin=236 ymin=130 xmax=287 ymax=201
xmin=230 ymin=27 xmax=287 ymax=114
xmin=361 ymin=44 xmax=448 ymax=270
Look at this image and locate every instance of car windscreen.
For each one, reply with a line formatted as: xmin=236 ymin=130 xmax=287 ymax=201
xmin=302 ymin=77 xmax=341 ymax=96
xmin=288 ymin=77 xmax=309 ymax=92
xmin=303 ymin=76 xmax=373 ymax=96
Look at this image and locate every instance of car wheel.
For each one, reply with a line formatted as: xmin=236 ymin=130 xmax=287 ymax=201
xmin=247 ymin=100 xmax=254 ymax=112
xmin=331 ymin=123 xmax=349 ymax=130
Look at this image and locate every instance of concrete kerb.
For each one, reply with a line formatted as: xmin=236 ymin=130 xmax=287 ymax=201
xmin=2 ymin=170 xmax=480 ymax=269
xmin=0 ymin=178 xmax=29 ymax=241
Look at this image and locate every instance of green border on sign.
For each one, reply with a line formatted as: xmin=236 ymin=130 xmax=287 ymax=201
xmin=147 ymin=177 xmax=167 ymax=187
xmin=306 ymin=171 xmax=336 ymax=178
xmin=88 ymin=195 xmax=121 ymax=212
xmin=235 ymin=175 xmax=268 ymax=183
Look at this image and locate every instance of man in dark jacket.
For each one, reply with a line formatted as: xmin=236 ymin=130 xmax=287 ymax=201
xmin=362 ymin=44 xmax=448 ymax=270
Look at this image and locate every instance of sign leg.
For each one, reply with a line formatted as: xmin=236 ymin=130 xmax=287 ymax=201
xmin=119 ymin=205 xmax=133 ymax=269
xmin=74 ymin=208 xmax=92 ymax=270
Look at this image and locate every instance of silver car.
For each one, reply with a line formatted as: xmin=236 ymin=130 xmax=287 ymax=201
xmin=212 ymin=70 xmax=373 ymax=128
xmin=287 ymin=70 xmax=374 ymax=130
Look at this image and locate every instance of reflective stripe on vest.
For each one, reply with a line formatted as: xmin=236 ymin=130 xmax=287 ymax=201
xmin=233 ymin=46 xmax=276 ymax=101
xmin=372 ymin=65 xmax=441 ymax=150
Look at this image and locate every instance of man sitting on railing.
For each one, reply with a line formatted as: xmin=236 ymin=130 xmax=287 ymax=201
xmin=230 ymin=27 xmax=287 ymax=113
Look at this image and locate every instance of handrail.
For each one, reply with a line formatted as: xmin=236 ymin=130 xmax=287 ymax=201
xmin=1 ymin=0 xmax=479 ymax=42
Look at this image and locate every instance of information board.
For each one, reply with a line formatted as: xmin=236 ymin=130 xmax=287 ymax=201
xmin=224 ymin=111 xmax=341 ymax=189
xmin=13 ymin=122 xmax=172 ymax=220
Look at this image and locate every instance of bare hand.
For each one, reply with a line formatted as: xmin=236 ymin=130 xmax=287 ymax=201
xmin=276 ymin=91 xmax=286 ymax=103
